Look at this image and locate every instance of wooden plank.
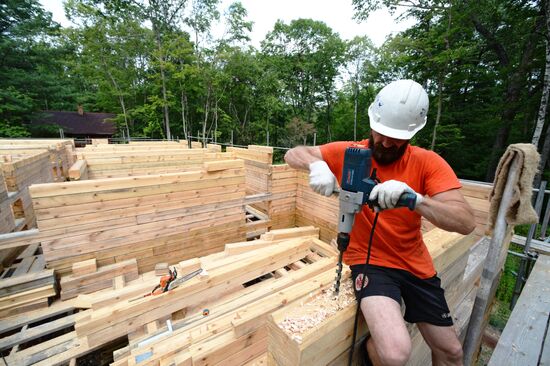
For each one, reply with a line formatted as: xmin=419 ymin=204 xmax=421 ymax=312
xmin=12 ymin=256 xmax=34 ymax=276
xmin=71 ymin=259 xmax=97 ymax=276
xmin=0 ymin=269 xmax=55 ymax=296
xmin=5 ymin=331 xmax=76 ymax=366
xmin=204 ymin=159 xmax=244 ymax=172
xmin=0 ymin=313 xmax=76 ymax=352
xmin=488 ymin=255 xmax=550 ymax=366
xmin=0 ymin=285 xmax=55 ymax=311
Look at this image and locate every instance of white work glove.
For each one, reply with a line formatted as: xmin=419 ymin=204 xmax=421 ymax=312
xmin=308 ymin=161 xmax=337 ymax=197
xmin=369 ymin=180 xmax=424 ymax=210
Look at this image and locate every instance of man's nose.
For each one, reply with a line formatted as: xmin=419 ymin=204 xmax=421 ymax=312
xmin=381 ymin=137 xmax=394 ymax=148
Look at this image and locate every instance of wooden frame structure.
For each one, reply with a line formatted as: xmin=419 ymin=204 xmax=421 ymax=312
xmin=0 ymin=141 xmax=512 ymax=366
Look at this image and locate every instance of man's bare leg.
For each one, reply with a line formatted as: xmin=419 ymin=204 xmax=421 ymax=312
xmin=361 ymin=296 xmax=411 ymax=366
xmin=417 ymin=322 xmax=463 ymax=366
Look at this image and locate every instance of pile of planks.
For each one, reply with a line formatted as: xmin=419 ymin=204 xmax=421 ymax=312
xmin=30 ymin=160 xmax=248 ymax=275
xmin=76 ymin=143 xmax=234 ymax=179
xmin=0 ymin=243 xmax=55 ymax=318
xmin=0 ymin=227 xmax=331 ymax=365
xmin=1 ymin=150 xmax=54 ymax=230
xmin=0 ymin=302 xmax=85 ymax=366
xmin=73 ymin=227 xmax=338 ymax=366
xmin=0 ymin=139 xmax=76 ymax=181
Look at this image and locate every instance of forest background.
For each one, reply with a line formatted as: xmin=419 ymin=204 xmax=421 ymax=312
xmin=1 ymin=0 xmax=550 ymax=183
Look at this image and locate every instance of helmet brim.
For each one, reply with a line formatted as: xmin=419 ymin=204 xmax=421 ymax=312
xmin=368 ymin=108 xmax=426 ymax=140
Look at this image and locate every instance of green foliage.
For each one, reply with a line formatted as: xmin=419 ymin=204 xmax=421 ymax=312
xmin=0 ymin=0 xmax=548 ymax=182
xmin=0 ymin=123 xmax=30 ymax=138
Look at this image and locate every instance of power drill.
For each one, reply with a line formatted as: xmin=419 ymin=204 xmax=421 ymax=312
xmin=333 ymin=146 xmax=417 ymax=296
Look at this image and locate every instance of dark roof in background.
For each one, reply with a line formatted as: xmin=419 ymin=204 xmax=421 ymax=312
xmin=29 ymin=111 xmax=117 ymax=136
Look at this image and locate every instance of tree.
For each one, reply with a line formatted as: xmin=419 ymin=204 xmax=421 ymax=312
xmin=345 ymin=36 xmax=376 ymax=140
xmin=0 ymin=0 xmax=68 ymax=136
xmin=262 ymin=19 xmax=346 ymax=142
xmin=353 ymin=0 xmax=547 ymax=182
xmin=533 ymin=0 xmax=550 ymax=185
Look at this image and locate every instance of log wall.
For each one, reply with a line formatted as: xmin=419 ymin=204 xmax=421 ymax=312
xmin=0 ymin=139 xmax=76 ymax=181
xmin=76 ymin=144 xmax=234 ymax=179
xmin=29 ymin=162 xmax=247 ymax=275
xmin=1 ymin=151 xmax=54 ymax=231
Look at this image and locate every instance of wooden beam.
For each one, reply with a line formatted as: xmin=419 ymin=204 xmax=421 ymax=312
xmin=463 ymin=157 xmax=522 ymax=365
xmin=68 ymin=160 xmax=87 ymax=181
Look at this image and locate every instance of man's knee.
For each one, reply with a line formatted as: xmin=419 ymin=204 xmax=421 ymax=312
xmin=444 ymin=341 xmax=463 ymax=362
xmin=374 ymin=338 xmax=411 ymax=366
xmin=433 ymin=339 xmax=463 ymax=363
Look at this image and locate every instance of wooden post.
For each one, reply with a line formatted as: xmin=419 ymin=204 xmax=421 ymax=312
xmin=462 ymin=157 xmax=522 ymax=366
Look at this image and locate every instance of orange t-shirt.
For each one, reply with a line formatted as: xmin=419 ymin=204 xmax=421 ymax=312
xmin=320 ymin=140 xmax=462 ymax=279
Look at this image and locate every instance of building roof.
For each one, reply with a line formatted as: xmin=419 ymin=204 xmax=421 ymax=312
xmin=29 ymin=111 xmax=117 ymax=136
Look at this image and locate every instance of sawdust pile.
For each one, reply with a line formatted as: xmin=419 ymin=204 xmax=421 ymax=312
xmin=277 ymin=279 xmax=355 ymax=343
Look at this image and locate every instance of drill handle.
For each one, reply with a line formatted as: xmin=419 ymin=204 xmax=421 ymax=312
xmin=397 ymin=192 xmax=417 ymax=211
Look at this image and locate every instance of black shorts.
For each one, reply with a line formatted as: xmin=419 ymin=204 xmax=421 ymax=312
xmin=350 ymin=264 xmax=453 ymax=326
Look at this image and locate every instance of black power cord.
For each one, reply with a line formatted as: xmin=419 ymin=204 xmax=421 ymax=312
xmin=347 ymin=211 xmax=380 ymax=366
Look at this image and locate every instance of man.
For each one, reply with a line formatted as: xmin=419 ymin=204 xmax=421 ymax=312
xmin=284 ymin=79 xmax=475 ymax=366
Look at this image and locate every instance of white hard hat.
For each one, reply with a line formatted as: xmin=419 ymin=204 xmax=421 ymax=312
xmin=368 ymin=79 xmax=429 ymax=140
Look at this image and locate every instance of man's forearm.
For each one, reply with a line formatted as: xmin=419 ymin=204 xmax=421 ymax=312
xmin=284 ymin=146 xmax=323 ymax=170
xmin=416 ymin=196 xmax=476 ymax=235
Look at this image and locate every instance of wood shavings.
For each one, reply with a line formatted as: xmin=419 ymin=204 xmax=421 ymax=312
xmin=277 ymin=279 xmax=355 ymax=343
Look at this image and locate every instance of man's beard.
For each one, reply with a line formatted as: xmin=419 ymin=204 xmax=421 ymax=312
xmin=369 ymin=133 xmax=409 ymax=165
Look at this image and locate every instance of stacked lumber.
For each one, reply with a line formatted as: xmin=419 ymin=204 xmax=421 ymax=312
xmin=1 ymin=151 xmax=54 ymax=229
xmin=60 ymin=258 xmax=139 ymax=300
xmin=268 ymin=164 xmax=298 ymax=229
xmin=76 ymin=144 xmax=234 ymax=179
xmin=0 ymin=138 xmax=76 ymax=181
xmin=0 ymin=302 xmax=90 ymax=366
xmin=227 ymin=145 xmax=273 ymax=213
xmin=0 ymin=228 xmax=332 ymax=366
xmin=0 ymin=243 xmax=51 ymax=318
xmin=267 ymin=229 xmax=485 ymax=365
xmin=0 ymin=269 xmax=56 ymax=318
xmin=191 ymin=141 xmax=203 ymax=149
xmin=0 ymin=169 xmax=15 ymax=233
xmin=30 ymin=161 xmax=248 ymax=275
xmin=70 ymin=228 xmax=339 ymax=366
xmin=0 ymin=243 xmax=45 ymax=277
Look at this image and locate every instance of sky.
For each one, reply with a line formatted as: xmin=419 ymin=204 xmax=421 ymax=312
xmin=39 ymin=0 xmax=415 ymax=48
